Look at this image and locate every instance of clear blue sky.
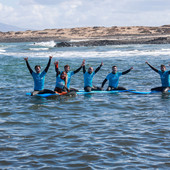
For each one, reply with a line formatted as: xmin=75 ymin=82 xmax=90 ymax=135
xmin=0 ymin=0 xmax=170 ymax=30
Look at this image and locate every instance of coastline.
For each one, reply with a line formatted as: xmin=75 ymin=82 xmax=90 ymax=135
xmin=1 ymin=25 xmax=170 ymax=46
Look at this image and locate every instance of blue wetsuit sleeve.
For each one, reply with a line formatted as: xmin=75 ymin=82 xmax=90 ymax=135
xmin=122 ymin=68 xmax=131 ymax=75
xmin=25 ymin=60 xmax=33 ymax=75
xmin=44 ymin=58 xmax=51 ymax=73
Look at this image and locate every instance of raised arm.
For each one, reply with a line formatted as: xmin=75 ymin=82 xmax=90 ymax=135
xmin=44 ymin=56 xmax=52 ymax=73
xmin=95 ymin=62 xmax=103 ymax=73
xmin=54 ymin=61 xmax=60 ymax=76
xmin=74 ymin=60 xmax=85 ymax=74
xmin=101 ymin=79 xmax=107 ymax=88
xmin=24 ymin=57 xmax=33 ymax=74
xmin=122 ymin=67 xmax=133 ymax=75
xmin=82 ymin=60 xmax=86 ymax=74
xmin=146 ymin=62 xmax=158 ymax=73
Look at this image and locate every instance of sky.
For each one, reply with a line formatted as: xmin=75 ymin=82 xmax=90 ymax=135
xmin=0 ymin=0 xmax=170 ymax=30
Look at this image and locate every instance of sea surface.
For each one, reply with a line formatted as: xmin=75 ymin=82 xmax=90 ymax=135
xmin=0 ymin=41 xmax=170 ymax=169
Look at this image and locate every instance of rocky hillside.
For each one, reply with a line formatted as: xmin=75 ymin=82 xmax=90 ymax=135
xmin=1 ymin=25 xmax=170 ymax=44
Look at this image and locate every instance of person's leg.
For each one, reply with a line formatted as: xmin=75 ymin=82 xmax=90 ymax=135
xmin=116 ymin=86 xmax=127 ymax=90
xmin=69 ymin=87 xmax=79 ymax=92
xmin=151 ymin=87 xmax=163 ymax=91
xmin=38 ymin=89 xmax=55 ymax=94
xmin=31 ymin=91 xmax=39 ymax=96
xmin=162 ymin=87 xmax=170 ymax=93
xmin=91 ymin=86 xmax=102 ymax=91
xmin=106 ymin=86 xmax=112 ymax=91
xmin=54 ymin=87 xmax=62 ymax=93
xmin=62 ymin=87 xmax=68 ymax=92
xmin=84 ymin=86 xmax=91 ymax=92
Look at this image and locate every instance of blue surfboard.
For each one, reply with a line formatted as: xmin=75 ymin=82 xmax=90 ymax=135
xmin=26 ymin=91 xmax=76 ymax=97
xmin=129 ymin=90 xmax=170 ymax=94
xmin=26 ymin=92 xmax=60 ymax=97
xmin=26 ymin=89 xmax=134 ymax=97
xmin=76 ymin=89 xmax=135 ymax=95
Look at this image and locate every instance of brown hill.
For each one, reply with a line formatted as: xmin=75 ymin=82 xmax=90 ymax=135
xmin=1 ymin=26 xmax=170 ymax=44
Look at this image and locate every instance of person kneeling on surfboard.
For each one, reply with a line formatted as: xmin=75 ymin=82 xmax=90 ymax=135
xmin=101 ymin=66 xmax=133 ymax=91
xmin=58 ymin=60 xmax=85 ymax=92
xmin=54 ymin=61 xmax=68 ymax=93
xmin=83 ymin=61 xmax=103 ymax=92
xmin=24 ymin=56 xmax=55 ymax=96
xmin=146 ymin=62 xmax=170 ymax=93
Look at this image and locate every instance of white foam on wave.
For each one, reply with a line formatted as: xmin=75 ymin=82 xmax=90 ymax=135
xmin=32 ymin=41 xmax=56 ymax=48
xmin=0 ymin=48 xmax=6 ymax=55
xmin=29 ymin=48 xmax=49 ymax=51
xmin=7 ymin=48 xmax=170 ymax=60
xmin=2 ymin=44 xmax=170 ymax=60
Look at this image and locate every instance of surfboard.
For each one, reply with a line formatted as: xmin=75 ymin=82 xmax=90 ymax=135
xmin=26 ymin=89 xmax=134 ymax=97
xmin=26 ymin=89 xmax=169 ymax=97
xmin=129 ymin=90 xmax=170 ymax=94
xmin=26 ymin=91 xmax=75 ymax=97
xmin=76 ymin=89 xmax=135 ymax=95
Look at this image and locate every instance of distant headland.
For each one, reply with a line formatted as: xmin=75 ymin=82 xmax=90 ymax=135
xmin=1 ymin=25 xmax=170 ymax=46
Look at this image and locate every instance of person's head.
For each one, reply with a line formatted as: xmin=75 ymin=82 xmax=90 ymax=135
xmin=60 ymin=71 xmax=67 ymax=79
xmin=35 ymin=65 xmax=41 ymax=73
xmin=64 ymin=65 xmax=70 ymax=73
xmin=161 ymin=65 xmax=166 ymax=72
xmin=112 ymin=66 xmax=117 ymax=73
xmin=88 ymin=67 xmax=93 ymax=74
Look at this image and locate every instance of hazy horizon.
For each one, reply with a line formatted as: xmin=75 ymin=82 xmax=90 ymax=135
xmin=0 ymin=0 xmax=170 ymax=31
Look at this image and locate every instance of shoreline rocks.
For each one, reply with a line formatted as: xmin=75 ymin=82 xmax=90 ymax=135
xmin=55 ymin=36 xmax=170 ymax=47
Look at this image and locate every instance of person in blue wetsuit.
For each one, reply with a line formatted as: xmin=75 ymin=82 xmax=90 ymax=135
xmin=146 ymin=61 xmax=170 ymax=93
xmin=83 ymin=61 xmax=103 ymax=92
xmin=101 ymin=65 xmax=133 ymax=91
xmin=58 ymin=60 xmax=85 ymax=91
xmin=24 ymin=56 xmax=55 ymax=96
xmin=54 ymin=61 xmax=68 ymax=93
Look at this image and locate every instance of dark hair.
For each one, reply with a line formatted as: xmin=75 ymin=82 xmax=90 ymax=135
xmin=64 ymin=65 xmax=70 ymax=68
xmin=112 ymin=66 xmax=117 ymax=68
xmin=35 ymin=65 xmax=41 ymax=70
xmin=161 ymin=64 xmax=166 ymax=68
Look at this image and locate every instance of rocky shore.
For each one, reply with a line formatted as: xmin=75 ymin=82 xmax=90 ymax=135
xmin=1 ymin=25 xmax=170 ymax=47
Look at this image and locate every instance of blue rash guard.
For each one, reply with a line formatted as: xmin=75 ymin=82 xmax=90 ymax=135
xmin=25 ymin=58 xmax=51 ymax=91
xmin=55 ymin=75 xmax=65 ymax=89
xmin=32 ymin=71 xmax=46 ymax=91
xmin=66 ymin=71 xmax=74 ymax=89
xmin=84 ymin=72 xmax=96 ymax=87
xmin=158 ymin=70 xmax=170 ymax=87
xmin=106 ymin=72 xmax=122 ymax=88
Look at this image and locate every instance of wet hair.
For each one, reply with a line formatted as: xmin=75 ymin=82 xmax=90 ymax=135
xmin=112 ymin=66 xmax=117 ymax=68
xmin=35 ymin=65 xmax=41 ymax=70
xmin=64 ymin=65 xmax=70 ymax=69
xmin=161 ymin=64 xmax=166 ymax=68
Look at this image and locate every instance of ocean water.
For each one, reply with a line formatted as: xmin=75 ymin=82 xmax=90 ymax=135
xmin=0 ymin=41 xmax=170 ymax=169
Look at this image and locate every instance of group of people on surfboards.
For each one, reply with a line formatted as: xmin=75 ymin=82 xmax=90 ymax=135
xmin=24 ymin=56 xmax=170 ymax=96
